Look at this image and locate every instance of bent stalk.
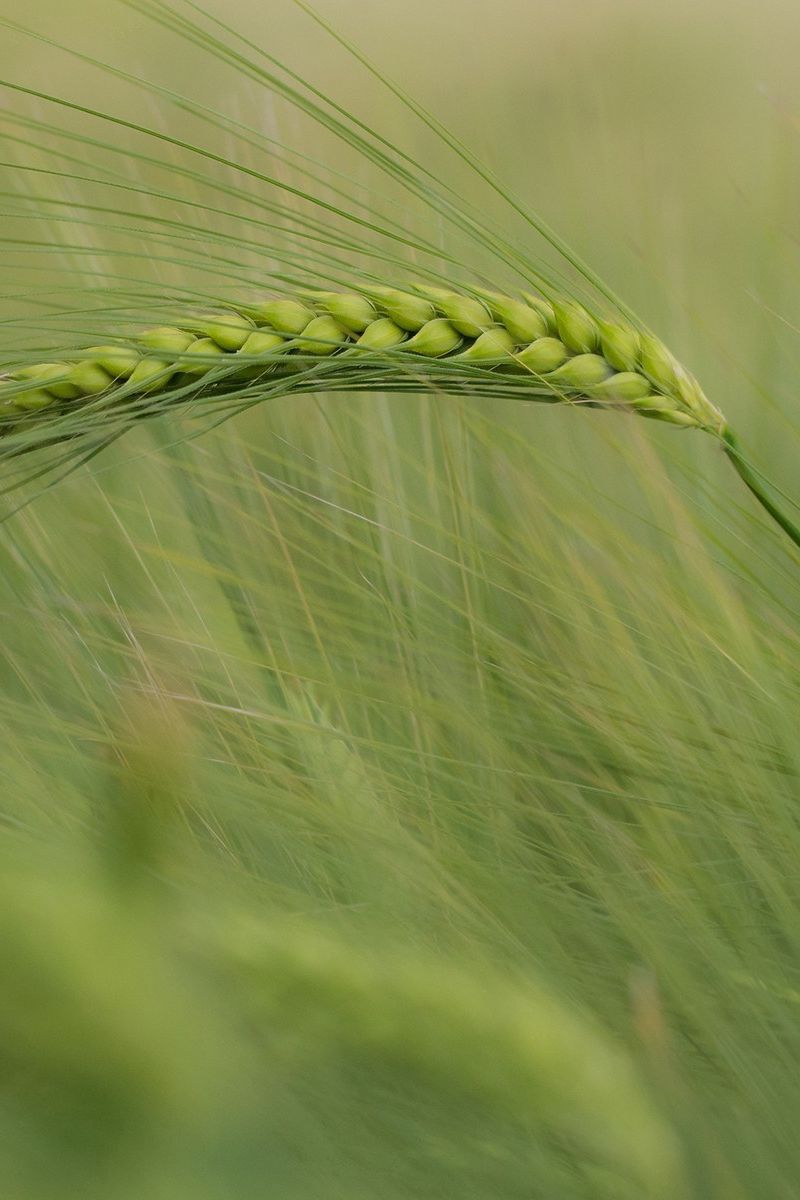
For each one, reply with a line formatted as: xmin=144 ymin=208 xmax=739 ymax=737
xmin=721 ymin=430 xmax=800 ymax=553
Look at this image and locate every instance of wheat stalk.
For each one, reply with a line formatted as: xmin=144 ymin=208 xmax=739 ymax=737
xmin=2 ymin=281 xmax=798 ymax=549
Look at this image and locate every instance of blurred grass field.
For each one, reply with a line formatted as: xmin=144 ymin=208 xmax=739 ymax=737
xmin=2 ymin=1 xmax=800 ymax=1197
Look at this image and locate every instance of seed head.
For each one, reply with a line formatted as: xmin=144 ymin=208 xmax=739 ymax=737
xmin=0 ymin=283 xmax=726 ymax=441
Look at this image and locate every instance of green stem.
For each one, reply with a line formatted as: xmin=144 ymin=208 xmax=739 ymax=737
xmin=722 ymin=429 xmax=800 ymax=553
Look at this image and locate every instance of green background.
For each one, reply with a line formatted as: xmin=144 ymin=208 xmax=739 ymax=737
xmin=1 ymin=3 xmax=799 ymax=1196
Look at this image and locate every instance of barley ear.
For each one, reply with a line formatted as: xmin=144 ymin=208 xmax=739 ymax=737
xmin=2 ymin=282 xmax=798 ymax=554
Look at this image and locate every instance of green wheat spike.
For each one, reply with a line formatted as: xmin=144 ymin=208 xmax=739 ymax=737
xmin=2 ymin=283 xmax=798 ymax=550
